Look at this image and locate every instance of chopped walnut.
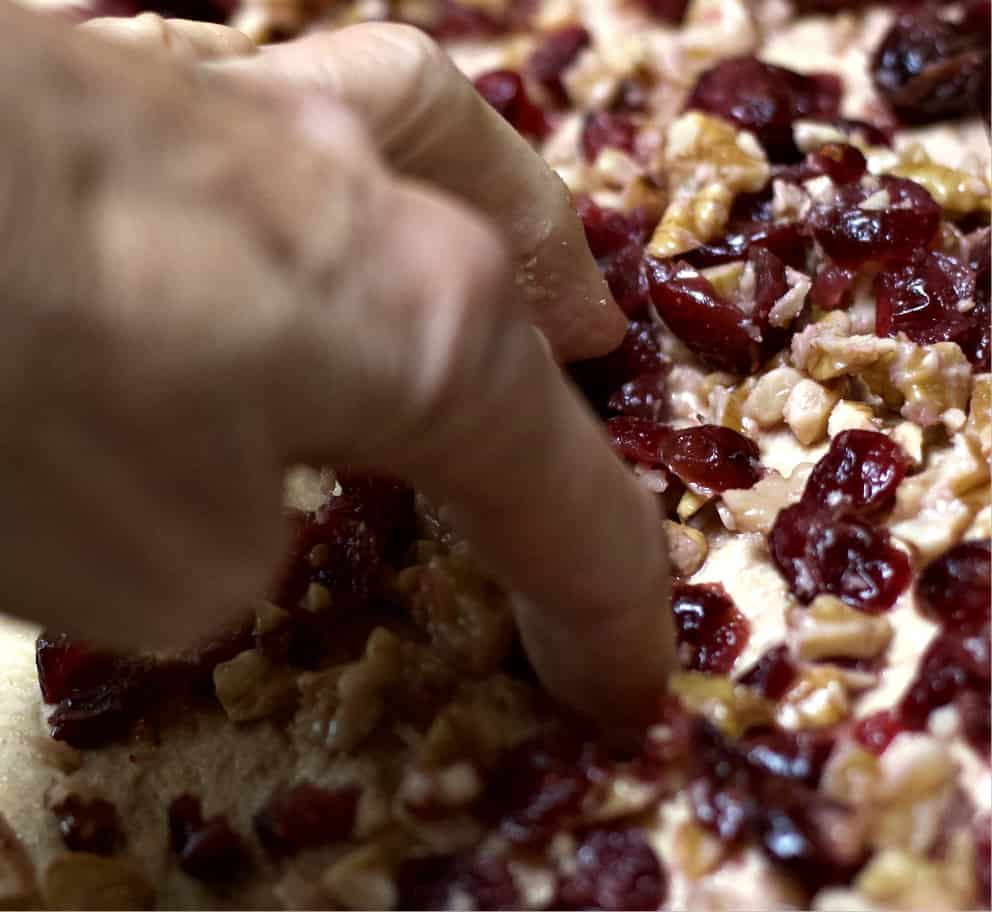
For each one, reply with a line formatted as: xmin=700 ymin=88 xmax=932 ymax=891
xmin=322 ymin=841 xmax=398 ymax=911
xmin=827 ymin=399 xmax=877 ymax=437
xmin=965 ymin=373 xmax=991 ymax=461
xmin=887 ymin=144 xmax=991 ymax=217
xmin=585 ymin=775 xmax=662 ymax=824
xmin=669 ymin=672 xmax=776 ymax=739
xmin=679 ymin=0 xmax=759 ymax=71
xmin=768 ymin=268 xmax=811 ymax=329
xmin=784 ymin=379 xmax=841 ymax=446
xmin=742 ymin=366 xmax=803 ymax=427
xmin=253 ymin=600 xmax=290 ymax=637
xmin=888 ymin=421 xmax=924 ymax=467
xmin=820 ymin=742 xmax=881 ymax=806
xmin=777 ymin=666 xmax=871 ymax=730
xmin=664 ymin=520 xmax=708 ymax=576
xmin=42 ymin=853 xmax=153 ymax=911
xmin=855 ymin=839 xmax=977 ymax=911
xmin=647 ymin=111 xmax=769 ymax=257
xmin=0 ymin=813 xmax=36 ymax=910
xmin=673 ymin=819 xmax=726 ymax=879
xmin=719 ymin=465 xmax=810 ymax=534
xmin=32 ymin=736 xmax=82 ymax=774
xmin=676 ymin=489 xmax=711 ymax=521
xmin=213 ymin=648 xmax=296 ymax=723
xmin=284 ymin=465 xmax=336 ymax=513
xmin=789 ymin=595 xmax=893 ymax=662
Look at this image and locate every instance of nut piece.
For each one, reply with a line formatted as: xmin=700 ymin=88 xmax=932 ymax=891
xmin=283 ymin=465 xmax=336 ymax=512
xmin=42 ymin=854 xmax=153 ymax=911
xmin=720 ymin=465 xmax=811 ymax=534
xmin=213 ymin=648 xmax=296 ymax=723
xmin=965 ymin=373 xmax=991 ymax=461
xmin=888 ymin=422 xmax=924 ymax=468
xmin=827 ymin=400 xmax=877 ymax=437
xmin=664 ymin=520 xmax=708 ymax=577
xmin=790 ymin=595 xmax=893 ymax=662
xmin=322 ymin=843 xmax=397 ymax=911
xmin=33 ymin=736 xmax=82 ymax=774
xmin=0 ymin=813 xmax=36 ymax=910
xmin=784 ymin=379 xmax=840 ymax=446
xmin=648 ymin=112 xmax=769 ymax=257
xmin=742 ymin=366 xmax=804 ymax=427
xmin=777 ymin=666 xmax=863 ymax=730
xmin=820 ymin=742 xmax=881 ymax=805
xmin=888 ymin=145 xmax=991 ymax=217
xmin=673 ymin=820 xmax=726 ymax=879
xmin=669 ymin=672 xmax=775 ymax=739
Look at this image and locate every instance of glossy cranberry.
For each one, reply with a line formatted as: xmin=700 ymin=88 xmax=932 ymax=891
xmin=36 ymin=634 xmax=117 ymax=705
xmin=770 ymin=504 xmax=911 ymax=611
xmin=660 ymin=425 xmax=762 ymax=494
xmin=398 ymin=854 xmax=519 ymax=911
xmin=556 ymin=827 xmax=667 ymax=910
xmin=646 ymin=259 xmax=760 ymax=374
xmin=581 ymin=110 xmax=639 ymax=162
xmin=917 ymin=540 xmax=991 ymax=628
xmin=474 ymin=70 xmax=550 ymax=140
xmin=803 ymin=430 xmax=908 ymax=519
xmin=810 ymin=176 xmax=941 ymax=269
xmin=831 ymin=117 xmax=893 ymax=148
xmin=253 ymin=783 xmax=359 ymax=856
xmin=52 ymin=795 xmax=122 ymax=855
xmin=528 ymin=25 xmax=590 ymax=105
xmin=482 ymin=732 xmax=609 ymax=846
xmin=427 ymin=0 xmax=532 ymax=39
xmin=740 ymin=728 xmax=836 ymax=787
xmin=606 ymin=417 xmax=671 ymax=466
xmin=975 ymin=813 xmax=991 ymax=909
xmin=686 ymin=56 xmax=841 ymax=161
xmin=575 ymin=197 xmax=655 ymax=319
xmin=736 ymin=645 xmax=798 ymax=700
xmin=954 ymin=687 xmax=991 ymax=755
xmin=45 ymin=673 xmax=144 ymax=749
xmin=673 ymin=583 xmax=750 ymax=674
xmin=810 ymin=264 xmax=858 ymax=312
xmin=683 ymin=221 xmax=809 ymax=271
xmin=872 ymin=8 xmax=990 ymax=125
xmin=851 ymin=709 xmax=902 ymax=755
xmin=606 ymin=370 xmax=668 ymax=421
xmin=747 ymin=245 xmax=796 ymax=355
xmin=960 ymin=229 xmax=991 ymax=370
xmin=639 ymin=0 xmax=689 ymax=23
xmin=790 ymin=143 xmax=867 ymax=185
xmin=876 ymin=251 xmax=979 ymax=349
xmin=333 ymin=472 xmax=415 ymax=558
xmin=169 ymin=795 xmax=249 ymax=882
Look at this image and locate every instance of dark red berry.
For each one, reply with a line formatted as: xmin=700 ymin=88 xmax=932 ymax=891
xmin=788 ymin=143 xmax=867 ymax=185
xmin=254 ymin=783 xmax=359 ymax=856
xmin=802 ymin=430 xmax=908 ymax=519
xmin=606 ymin=370 xmax=668 ymax=421
xmin=683 ymin=221 xmax=809 ymax=272
xmin=810 ymin=264 xmax=858 ymax=312
xmin=638 ymin=0 xmax=689 ymax=23
xmin=474 ymin=70 xmax=550 ymax=140
xmin=917 ymin=540 xmax=991 ymax=628
xmin=646 ymin=259 xmax=760 ymax=374
xmin=660 ymin=425 xmax=763 ymax=494
xmin=581 ymin=110 xmax=639 ymax=162
xmin=686 ymin=56 xmax=841 ymax=162
xmin=556 ymin=827 xmax=667 ymax=911
xmin=606 ymin=416 xmax=672 ymax=466
xmin=426 ymin=0 xmax=533 ymax=39
xmin=52 ymin=795 xmax=122 ymax=855
xmin=168 ymin=794 xmax=249 ymax=882
xmin=851 ymin=709 xmax=903 ymax=755
xmin=831 ymin=117 xmax=894 ymax=148
xmin=673 ymin=582 xmax=750 ymax=674
xmin=975 ymin=813 xmax=991 ymax=909
xmin=810 ymin=176 xmax=941 ymax=270
xmin=736 ymin=644 xmax=798 ymax=701
xmin=770 ymin=504 xmax=911 ymax=611
xmin=528 ymin=25 xmax=590 ymax=105
xmin=872 ymin=8 xmax=990 ymax=125
xmin=398 ymin=854 xmax=519 ymax=911
xmin=36 ymin=634 xmax=117 ymax=705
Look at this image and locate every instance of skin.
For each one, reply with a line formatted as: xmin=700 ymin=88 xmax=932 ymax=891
xmin=0 ymin=6 xmax=674 ymax=726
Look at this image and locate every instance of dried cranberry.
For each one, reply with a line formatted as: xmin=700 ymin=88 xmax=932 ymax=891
xmin=168 ymin=794 xmax=249 ymax=882
xmin=474 ymin=70 xmax=550 ymax=140
xmin=831 ymin=117 xmax=893 ymax=148
xmin=683 ymin=221 xmax=809 ymax=271
xmin=810 ymin=264 xmax=858 ymax=312
xmin=975 ymin=813 xmax=991 ymax=909
xmin=398 ymin=854 xmax=519 ymax=911
xmin=673 ymin=582 xmax=750 ymax=674
xmin=872 ymin=8 xmax=990 ymax=125
xmin=876 ymin=251 xmax=981 ymax=353
xmin=789 ymin=143 xmax=867 ymax=185
xmin=770 ymin=504 xmax=911 ymax=611
xmin=740 ymin=728 xmax=835 ymax=787
xmin=606 ymin=370 xmax=668 ymax=421
xmin=254 ymin=783 xmax=359 ymax=856
xmin=660 ymin=425 xmax=763 ymax=494
xmin=45 ymin=672 xmax=145 ymax=749
xmin=528 ymin=25 xmax=590 ymax=105
xmin=810 ymin=176 xmax=941 ymax=269
xmin=333 ymin=472 xmax=415 ymax=558
xmin=606 ymin=416 xmax=671 ymax=466
xmin=736 ymin=645 xmax=798 ymax=700
xmin=426 ymin=0 xmax=533 ymax=39
xmin=851 ymin=709 xmax=903 ymax=755
xmin=638 ymin=0 xmax=689 ymax=23
xmin=580 ymin=110 xmax=639 ymax=162
xmin=686 ymin=56 xmax=841 ymax=161
xmin=917 ymin=540 xmax=991 ymax=628
xmin=803 ymin=430 xmax=908 ymax=519
xmin=36 ymin=634 xmax=117 ymax=705
xmin=556 ymin=827 xmax=667 ymax=910
xmin=961 ymin=229 xmax=991 ymax=370
xmin=646 ymin=259 xmax=760 ymax=374
xmin=52 ymin=795 xmax=122 ymax=855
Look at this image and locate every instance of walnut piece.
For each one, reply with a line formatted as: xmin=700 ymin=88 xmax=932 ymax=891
xmin=669 ymin=672 xmax=775 ymax=739
xmin=322 ymin=842 xmax=397 ymax=911
xmin=784 ymin=379 xmax=840 ymax=446
xmin=741 ymin=366 xmax=803 ymax=427
xmin=213 ymin=648 xmax=296 ymax=722
xmin=790 ymin=595 xmax=893 ymax=662
xmin=827 ymin=400 xmax=877 ymax=437
xmin=719 ymin=465 xmax=811 ymax=534
xmin=42 ymin=854 xmax=153 ymax=911
xmin=664 ymin=520 xmax=709 ymax=576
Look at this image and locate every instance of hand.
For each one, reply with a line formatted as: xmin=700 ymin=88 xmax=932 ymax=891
xmin=0 ymin=6 xmax=674 ymax=724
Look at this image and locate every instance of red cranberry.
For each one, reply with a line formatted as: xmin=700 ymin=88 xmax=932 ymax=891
xmin=803 ymin=430 xmax=908 ymax=519
xmin=168 ymin=794 xmax=249 ymax=882
xmin=785 ymin=143 xmax=867 ymax=185
xmin=36 ymin=634 xmax=118 ymax=705
xmin=581 ymin=110 xmax=639 ymax=162
xmin=556 ymin=827 xmax=667 ymax=911
xmin=686 ymin=56 xmax=841 ymax=162
xmin=474 ymin=70 xmax=550 ymax=140
xmin=917 ymin=540 xmax=991 ymax=628
xmin=45 ymin=672 xmax=146 ymax=749
xmin=736 ymin=645 xmax=798 ymax=700
xmin=961 ymin=229 xmax=991 ymax=370
xmin=660 ymin=425 xmax=763 ymax=494
xmin=52 ymin=795 xmax=122 ymax=855
xmin=528 ymin=25 xmax=590 ymax=105
xmin=683 ymin=221 xmax=809 ymax=272
xmin=646 ymin=259 xmax=760 ymax=374
xmin=975 ymin=813 xmax=991 ymax=909
xmin=851 ymin=709 xmax=903 ymax=755
xmin=876 ymin=251 xmax=980 ymax=353
xmin=810 ymin=176 xmax=941 ymax=269
xmin=398 ymin=854 xmax=519 ymax=911
xmin=254 ymin=783 xmax=359 ymax=856
xmin=606 ymin=416 xmax=672 ymax=466
xmin=638 ymin=0 xmax=689 ymax=23
xmin=770 ymin=504 xmax=911 ymax=611
xmin=606 ymin=370 xmax=668 ymax=421
xmin=872 ymin=8 xmax=990 ymax=125
xmin=831 ymin=117 xmax=894 ymax=148
xmin=810 ymin=264 xmax=858 ymax=312
xmin=673 ymin=582 xmax=750 ymax=674
xmin=426 ymin=0 xmax=533 ymax=39
xmin=333 ymin=472 xmax=415 ymax=558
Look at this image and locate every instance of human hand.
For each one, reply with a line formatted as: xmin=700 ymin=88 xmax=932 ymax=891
xmin=0 ymin=6 xmax=673 ymax=724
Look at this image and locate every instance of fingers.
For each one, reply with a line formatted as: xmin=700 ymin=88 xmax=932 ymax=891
xmin=80 ymin=12 xmax=255 ymax=61
xmin=223 ymin=22 xmax=627 ymax=363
